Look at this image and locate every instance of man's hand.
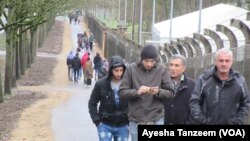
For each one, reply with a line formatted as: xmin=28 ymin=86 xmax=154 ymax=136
xmin=148 ymin=87 xmax=159 ymax=95
xmin=138 ymin=86 xmax=159 ymax=95
xmin=137 ymin=86 xmax=150 ymax=95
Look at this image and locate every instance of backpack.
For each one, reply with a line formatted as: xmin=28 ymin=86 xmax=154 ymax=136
xmin=67 ymin=58 xmax=74 ymax=67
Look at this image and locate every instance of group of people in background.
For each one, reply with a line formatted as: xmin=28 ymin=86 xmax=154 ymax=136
xmin=88 ymin=44 xmax=250 ymax=141
xmin=68 ymin=12 xmax=80 ymax=25
xmin=66 ymin=50 xmax=110 ymax=87
xmin=66 ymin=48 xmax=92 ymax=86
xmin=66 ymin=28 xmax=98 ymax=86
xmin=77 ymin=30 xmax=95 ymax=52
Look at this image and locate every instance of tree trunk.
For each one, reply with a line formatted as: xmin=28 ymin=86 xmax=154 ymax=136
xmin=131 ymin=0 xmax=136 ymax=40
xmin=17 ymin=29 xmax=23 ymax=78
xmin=0 ymin=66 xmax=3 ymax=103
xmin=4 ymin=28 xmax=13 ymax=95
xmin=26 ymin=36 xmax=31 ymax=68
xmin=16 ymin=35 xmax=21 ymax=80
xmin=30 ymin=29 xmax=35 ymax=63
xmin=20 ymin=31 xmax=28 ymax=75
xmin=12 ymin=30 xmax=17 ymax=88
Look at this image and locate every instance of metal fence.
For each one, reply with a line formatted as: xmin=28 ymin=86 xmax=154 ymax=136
xmin=85 ymin=13 xmax=143 ymax=63
xmin=184 ymin=45 xmax=250 ymax=88
xmin=85 ymin=14 xmax=250 ymax=89
xmin=104 ymin=29 xmax=142 ymax=63
xmin=85 ymin=14 xmax=105 ymax=50
xmin=85 ymin=13 xmax=250 ymax=123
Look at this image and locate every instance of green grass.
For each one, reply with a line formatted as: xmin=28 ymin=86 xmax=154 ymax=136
xmin=97 ymin=17 xmax=139 ymax=32
xmin=98 ymin=17 xmax=119 ymax=29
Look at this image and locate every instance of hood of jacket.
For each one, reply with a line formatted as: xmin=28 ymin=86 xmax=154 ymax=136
xmin=107 ymin=56 xmax=126 ymax=80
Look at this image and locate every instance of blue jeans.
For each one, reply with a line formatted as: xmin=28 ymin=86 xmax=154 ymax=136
xmin=73 ymin=68 xmax=79 ymax=82
xmin=94 ymin=68 xmax=99 ymax=80
xmin=97 ymin=123 xmax=129 ymax=141
xmin=129 ymin=117 xmax=164 ymax=141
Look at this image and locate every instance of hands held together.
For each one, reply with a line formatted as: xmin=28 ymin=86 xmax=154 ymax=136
xmin=137 ymin=86 xmax=159 ymax=95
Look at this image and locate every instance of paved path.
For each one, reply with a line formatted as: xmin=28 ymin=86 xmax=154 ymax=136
xmin=51 ymin=22 xmax=98 ymax=141
xmin=1 ymin=18 xmax=132 ymax=141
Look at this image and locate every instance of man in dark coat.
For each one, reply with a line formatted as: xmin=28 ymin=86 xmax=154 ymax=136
xmin=88 ymin=55 xmax=129 ymax=141
xmin=72 ymin=53 xmax=81 ymax=83
xmin=93 ymin=52 xmax=102 ymax=80
xmin=164 ymin=54 xmax=195 ymax=125
xmin=190 ymin=48 xmax=250 ymax=124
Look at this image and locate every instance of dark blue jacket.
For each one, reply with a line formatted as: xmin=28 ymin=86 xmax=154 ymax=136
xmin=164 ymin=75 xmax=195 ymax=125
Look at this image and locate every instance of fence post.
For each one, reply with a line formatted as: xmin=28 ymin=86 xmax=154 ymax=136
xmin=102 ymin=30 xmax=107 ymax=58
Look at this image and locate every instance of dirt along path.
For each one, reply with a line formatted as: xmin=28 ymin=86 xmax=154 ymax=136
xmin=9 ymin=20 xmax=73 ymax=141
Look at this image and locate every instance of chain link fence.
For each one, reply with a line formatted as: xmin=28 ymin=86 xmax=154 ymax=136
xmin=86 ymin=13 xmax=250 ymax=123
xmin=182 ymin=45 xmax=250 ymax=89
xmin=85 ymin=13 xmax=143 ymax=63
xmin=85 ymin=14 xmax=250 ymax=88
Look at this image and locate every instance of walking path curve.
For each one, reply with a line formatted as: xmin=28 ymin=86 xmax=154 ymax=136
xmin=9 ymin=19 xmax=98 ymax=141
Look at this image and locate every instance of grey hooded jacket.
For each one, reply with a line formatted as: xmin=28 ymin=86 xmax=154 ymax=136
xmin=119 ymin=61 xmax=174 ymax=123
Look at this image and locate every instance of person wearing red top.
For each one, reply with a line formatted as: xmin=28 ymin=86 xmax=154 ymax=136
xmin=81 ymin=52 xmax=90 ymax=84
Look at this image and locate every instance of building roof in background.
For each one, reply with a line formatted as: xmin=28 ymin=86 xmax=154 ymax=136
xmin=152 ymin=3 xmax=248 ymax=42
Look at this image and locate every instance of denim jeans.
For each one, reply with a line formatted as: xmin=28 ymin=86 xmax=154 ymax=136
xmin=97 ymin=123 xmax=129 ymax=141
xmin=94 ymin=68 xmax=99 ymax=80
xmin=73 ymin=68 xmax=79 ymax=82
xmin=129 ymin=117 xmax=164 ymax=141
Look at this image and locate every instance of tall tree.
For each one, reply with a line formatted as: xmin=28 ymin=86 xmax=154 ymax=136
xmin=0 ymin=0 xmax=69 ymax=95
xmin=0 ymin=65 xmax=2 ymax=103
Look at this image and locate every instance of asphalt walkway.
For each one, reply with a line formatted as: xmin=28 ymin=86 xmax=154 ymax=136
xmin=51 ymin=18 xmax=132 ymax=141
xmin=51 ymin=21 xmax=98 ymax=141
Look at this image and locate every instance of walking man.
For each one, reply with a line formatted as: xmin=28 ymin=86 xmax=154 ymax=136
xmin=66 ymin=50 xmax=75 ymax=81
xmin=119 ymin=44 xmax=174 ymax=141
xmin=93 ymin=53 xmax=102 ymax=80
xmin=164 ymin=54 xmax=195 ymax=125
xmin=88 ymin=30 xmax=95 ymax=51
xmin=89 ymin=55 xmax=129 ymax=141
xmin=72 ymin=53 xmax=81 ymax=83
xmin=189 ymin=48 xmax=250 ymax=124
